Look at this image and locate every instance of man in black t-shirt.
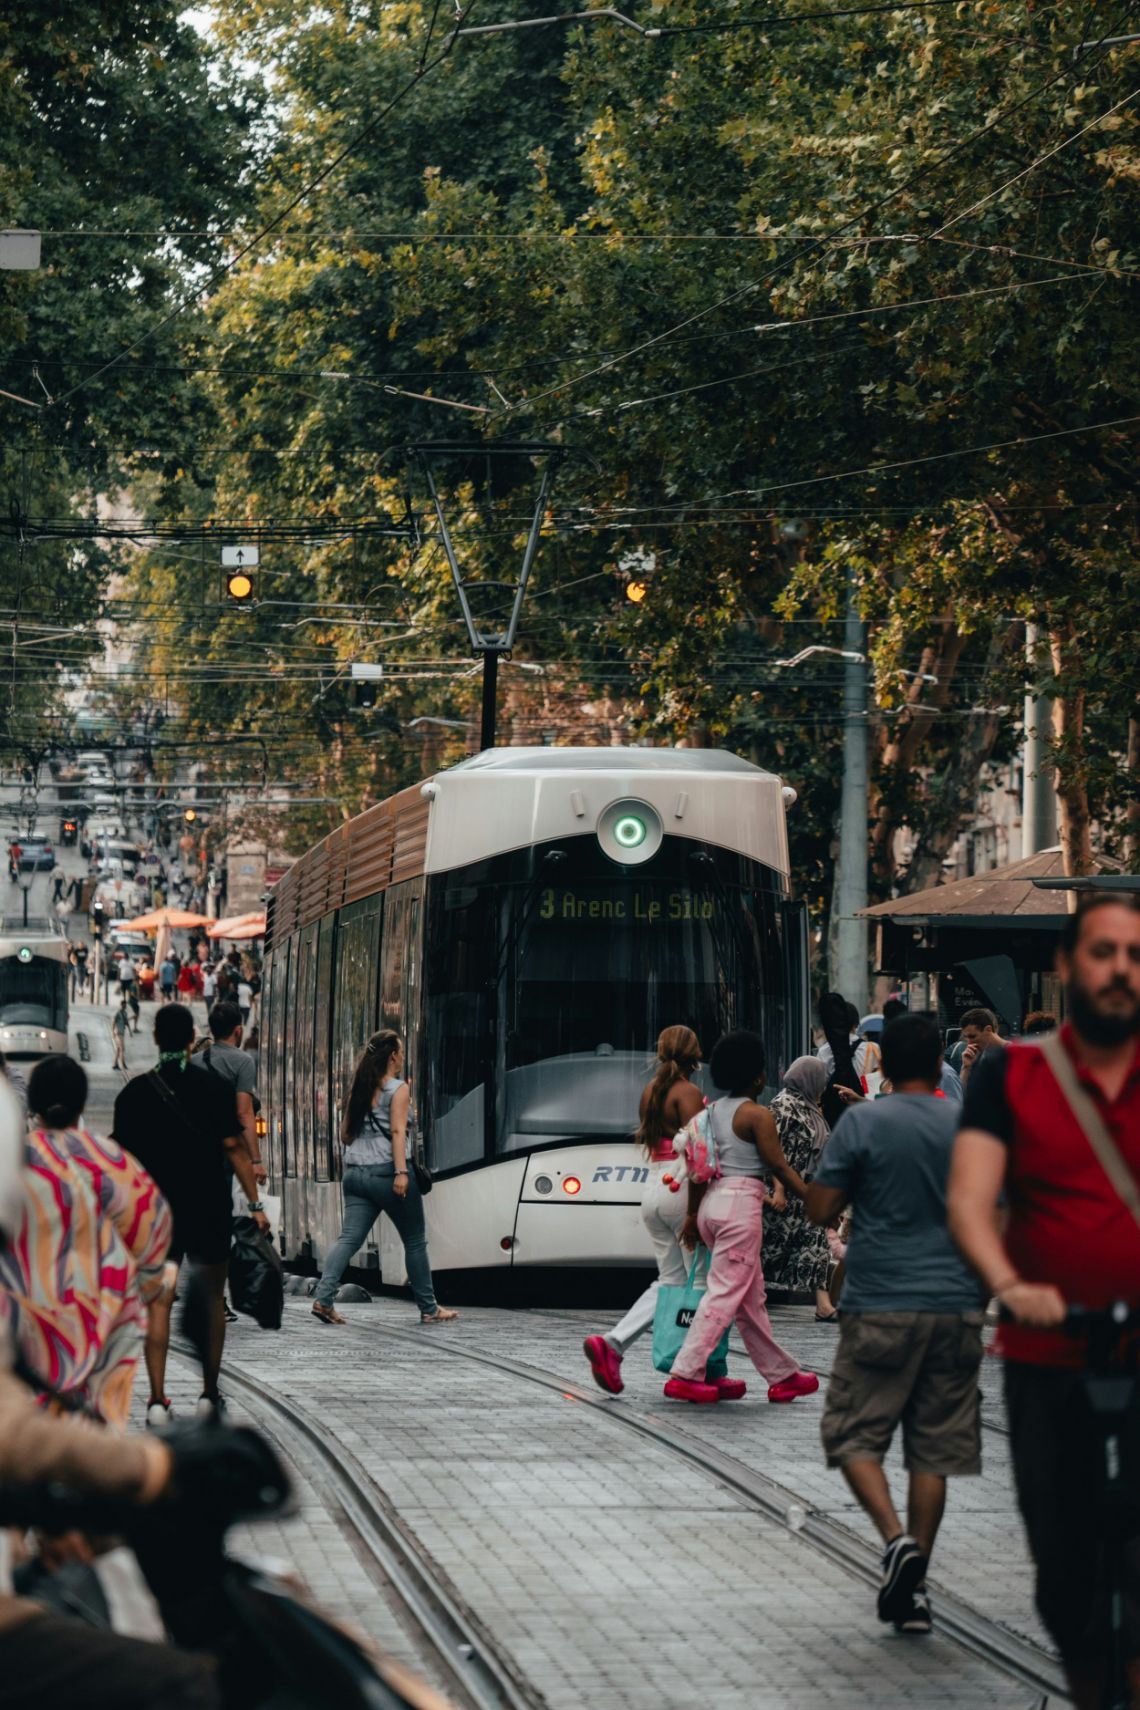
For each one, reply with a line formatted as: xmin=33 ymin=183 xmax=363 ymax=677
xmin=113 ymin=1003 xmax=269 ymax=1425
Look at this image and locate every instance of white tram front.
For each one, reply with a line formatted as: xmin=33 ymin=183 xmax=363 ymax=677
xmin=262 ymin=748 xmax=810 ymax=1286
xmin=0 ymin=925 xmax=71 ymax=1057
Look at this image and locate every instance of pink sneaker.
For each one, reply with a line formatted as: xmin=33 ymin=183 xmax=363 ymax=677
xmin=767 ymin=1371 xmax=820 ymax=1404
xmin=663 ymin=1375 xmax=721 ymax=1404
xmin=715 ymin=1377 xmax=747 ymax=1401
xmin=583 ymin=1334 xmax=624 ymax=1395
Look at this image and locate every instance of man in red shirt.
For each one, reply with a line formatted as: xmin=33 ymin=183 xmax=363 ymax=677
xmin=949 ymin=894 xmax=1140 ymax=1708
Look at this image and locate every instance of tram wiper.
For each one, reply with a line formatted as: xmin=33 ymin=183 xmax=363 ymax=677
xmin=687 ymin=848 xmax=752 ymax=1006
xmin=493 ymin=848 xmax=567 ymax=983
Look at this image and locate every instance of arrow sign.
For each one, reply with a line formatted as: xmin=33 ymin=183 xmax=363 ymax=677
xmin=221 ymin=544 xmax=260 ymax=568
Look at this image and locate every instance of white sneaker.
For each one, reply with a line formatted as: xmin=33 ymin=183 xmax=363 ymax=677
xmin=145 ymin=1398 xmax=174 ymax=1429
xmin=195 ymin=1393 xmax=226 ymax=1421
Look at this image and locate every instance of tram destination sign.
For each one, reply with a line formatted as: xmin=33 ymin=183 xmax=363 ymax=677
xmin=538 ymin=887 xmax=719 ymax=925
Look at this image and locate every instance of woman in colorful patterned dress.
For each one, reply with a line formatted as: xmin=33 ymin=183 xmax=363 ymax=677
xmin=0 ymin=1055 xmax=172 ymax=1426
xmin=765 ymin=1056 xmax=840 ymax=1321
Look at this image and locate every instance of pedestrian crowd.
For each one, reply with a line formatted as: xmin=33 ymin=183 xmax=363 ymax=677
xmin=0 ymin=882 xmax=1137 ymax=1710
xmin=582 ymin=893 xmax=1140 ymax=1703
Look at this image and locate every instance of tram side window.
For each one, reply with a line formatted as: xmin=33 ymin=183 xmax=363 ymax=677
xmin=422 ymin=880 xmax=493 ymax=1172
xmin=293 ymin=926 xmax=318 ymax=1181
xmin=312 ymin=917 xmax=336 ymax=1182
xmin=379 ymin=887 xmax=409 ymax=1034
xmin=281 ymin=937 xmax=298 ymax=1176
xmin=331 ymin=902 xmax=381 ymax=1169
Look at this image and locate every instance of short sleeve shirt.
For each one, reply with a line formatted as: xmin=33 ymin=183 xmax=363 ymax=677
xmin=201 ymin=1042 xmax=257 ymax=1098
xmin=112 ymin=1061 xmax=238 ymax=1253
xmin=814 ymin=1093 xmax=983 ymax=1313
xmin=962 ymin=1028 xmax=1140 ymax=1365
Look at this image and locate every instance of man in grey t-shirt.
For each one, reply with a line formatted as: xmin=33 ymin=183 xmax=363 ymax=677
xmin=806 ymin=1015 xmax=985 ymax=1640
xmin=203 ymin=1000 xmax=266 ymax=1186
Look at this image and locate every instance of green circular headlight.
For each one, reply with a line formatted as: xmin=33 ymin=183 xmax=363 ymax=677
xmin=613 ymin=814 xmax=646 ymax=849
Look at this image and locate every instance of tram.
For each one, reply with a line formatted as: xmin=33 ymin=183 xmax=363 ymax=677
xmin=262 ymin=748 xmax=811 ymax=1284
xmin=0 ymin=924 xmax=71 ymax=1057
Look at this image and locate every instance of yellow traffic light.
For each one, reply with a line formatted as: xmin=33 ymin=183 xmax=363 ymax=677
xmin=226 ymin=570 xmax=254 ymax=602
xmin=184 ymin=808 xmax=197 ymax=824
xmin=626 ymin=580 xmax=648 ymax=604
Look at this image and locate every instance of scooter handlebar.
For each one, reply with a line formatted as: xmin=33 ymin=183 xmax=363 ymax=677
xmin=0 ymin=1421 xmax=292 ymax=1535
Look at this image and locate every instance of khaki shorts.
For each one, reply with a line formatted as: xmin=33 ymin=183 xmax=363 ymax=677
xmin=820 ymin=1311 xmax=984 ymax=1477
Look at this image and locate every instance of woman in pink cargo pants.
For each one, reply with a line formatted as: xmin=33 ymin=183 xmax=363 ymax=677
xmin=666 ymin=1030 xmax=820 ymax=1407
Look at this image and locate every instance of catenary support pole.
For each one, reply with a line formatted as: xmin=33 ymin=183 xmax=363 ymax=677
xmin=1022 ymin=621 xmax=1058 ymax=856
xmin=480 ymin=651 xmax=499 ymax=752
xmin=833 ymin=574 xmax=869 ymax=1012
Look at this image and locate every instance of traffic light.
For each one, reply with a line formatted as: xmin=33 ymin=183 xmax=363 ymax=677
xmin=625 ymin=580 xmax=648 ymax=604
xmin=351 ymin=662 xmax=383 ymax=709
xmin=224 ymin=568 xmax=257 ymax=605
xmin=183 ymin=808 xmax=197 ymax=825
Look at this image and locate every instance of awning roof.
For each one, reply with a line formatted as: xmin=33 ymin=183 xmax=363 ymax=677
xmin=859 ymin=848 xmax=1123 ymax=924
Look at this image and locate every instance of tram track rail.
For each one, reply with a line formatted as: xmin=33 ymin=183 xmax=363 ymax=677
xmin=341 ymin=1315 xmax=1065 ymax=1707
xmin=171 ymin=1341 xmax=546 ymax=1710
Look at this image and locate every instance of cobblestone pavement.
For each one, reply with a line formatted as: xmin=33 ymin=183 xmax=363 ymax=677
xmin=209 ymin=1296 xmax=1064 ymax=1710
xmin=133 ymin=1350 xmax=452 ymax=1692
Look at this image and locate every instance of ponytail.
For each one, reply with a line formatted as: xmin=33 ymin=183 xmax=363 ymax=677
xmin=637 ymin=1025 xmax=701 ymax=1152
xmin=342 ymin=1030 xmax=402 ymax=1144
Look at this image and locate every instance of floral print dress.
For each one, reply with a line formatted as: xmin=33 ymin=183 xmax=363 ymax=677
xmin=762 ymin=1089 xmax=834 ymax=1293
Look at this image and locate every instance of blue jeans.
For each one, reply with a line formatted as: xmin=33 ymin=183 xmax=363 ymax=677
xmin=314 ymin=1164 xmax=438 ymax=1315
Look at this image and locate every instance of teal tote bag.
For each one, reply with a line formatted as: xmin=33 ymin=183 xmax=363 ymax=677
xmin=651 ymin=1245 xmax=730 ymax=1377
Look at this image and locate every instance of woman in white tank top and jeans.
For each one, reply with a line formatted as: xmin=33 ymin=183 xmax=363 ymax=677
xmin=312 ymin=1030 xmax=457 ymax=1325
xmin=666 ymin=1030 xmax=818 ymax=1406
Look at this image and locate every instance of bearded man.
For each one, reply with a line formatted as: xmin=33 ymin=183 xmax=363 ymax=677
xmin=949 ymin=894 xmax=1140 ymax=1710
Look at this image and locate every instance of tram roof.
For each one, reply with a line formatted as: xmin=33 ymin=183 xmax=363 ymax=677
xmin=446 ymin=746 xmax=775 ymax=777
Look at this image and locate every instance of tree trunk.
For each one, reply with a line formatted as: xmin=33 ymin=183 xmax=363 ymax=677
xmin=903 ymin=694 xmax=1009 ymax=891
xmin=1049 ymin=625 xmax=1094 ymax=876
xmin=869 ymin=618 xmax=966 ymax=895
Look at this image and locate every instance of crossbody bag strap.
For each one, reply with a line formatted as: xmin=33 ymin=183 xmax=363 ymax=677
xmin=1037 ymin=1032 xmax=1140 ymax=1235
xmin=147 ymin=1069 xmax=201 ymax=1148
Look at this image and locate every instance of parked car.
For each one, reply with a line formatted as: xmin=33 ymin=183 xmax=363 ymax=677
xmin=7 ymin=833 xmax=55 ymax=874
xmin=107 ymin=929 xmax=152 ymax=960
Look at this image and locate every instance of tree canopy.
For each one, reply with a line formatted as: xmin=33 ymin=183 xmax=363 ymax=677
xmin=103 ymin=0 xmax=1137 ymax=899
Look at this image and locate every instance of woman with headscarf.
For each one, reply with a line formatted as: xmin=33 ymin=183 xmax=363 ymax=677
xmin=765 ymin=1056 xmax=841 ymax=1321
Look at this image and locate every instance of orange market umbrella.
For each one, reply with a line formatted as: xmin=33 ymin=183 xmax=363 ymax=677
xmin=208 ymin=914 xmax=266 ymax=942
xmin=126 ymin=907 xmax=212 ymax=932
xmin=207 ymin=912 xmax=263 ymax=938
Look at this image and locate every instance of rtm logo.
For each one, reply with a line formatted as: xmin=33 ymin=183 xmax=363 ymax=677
xmin=591 ymin=1166 xmax=649 ymax=1185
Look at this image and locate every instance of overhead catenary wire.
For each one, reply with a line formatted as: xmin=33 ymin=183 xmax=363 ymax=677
xmin=498 ymin=10 xmax=1130 ymax=419
xmin=45 ymin=0 xmax=481 ymax=412
xmin=929 ymin=83 xmax=1140 ymax=238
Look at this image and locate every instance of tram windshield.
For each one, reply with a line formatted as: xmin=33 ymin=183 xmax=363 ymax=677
xmin=0 ymin=957 xmax=68 ymax=1030
xmin=423 ymin=841 xmax=786 ymax=1170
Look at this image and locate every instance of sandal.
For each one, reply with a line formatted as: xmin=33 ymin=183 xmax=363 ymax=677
xmin=311 ymin=1302 xmax=346 ymax=1325
xmin=814 ymin=1309 xmax=840 ymax=1323
xmin=420 ymin=1308 xmax=458 ymax=1324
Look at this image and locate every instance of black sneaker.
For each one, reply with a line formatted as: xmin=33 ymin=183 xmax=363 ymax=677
xmin=895 ymin=1587 xmax=932 ymax=1634
xmin=223 ymin=1298 xmax=238 ymax=1323
xmin=878 ymin=1534 xmax=928 ymax=1624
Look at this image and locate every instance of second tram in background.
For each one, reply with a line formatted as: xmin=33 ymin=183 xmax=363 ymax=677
xmin=0 ymin=925 xmax=71 ymax=1057
xmin=262 ymin=747 xmax=811 ymax=1285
